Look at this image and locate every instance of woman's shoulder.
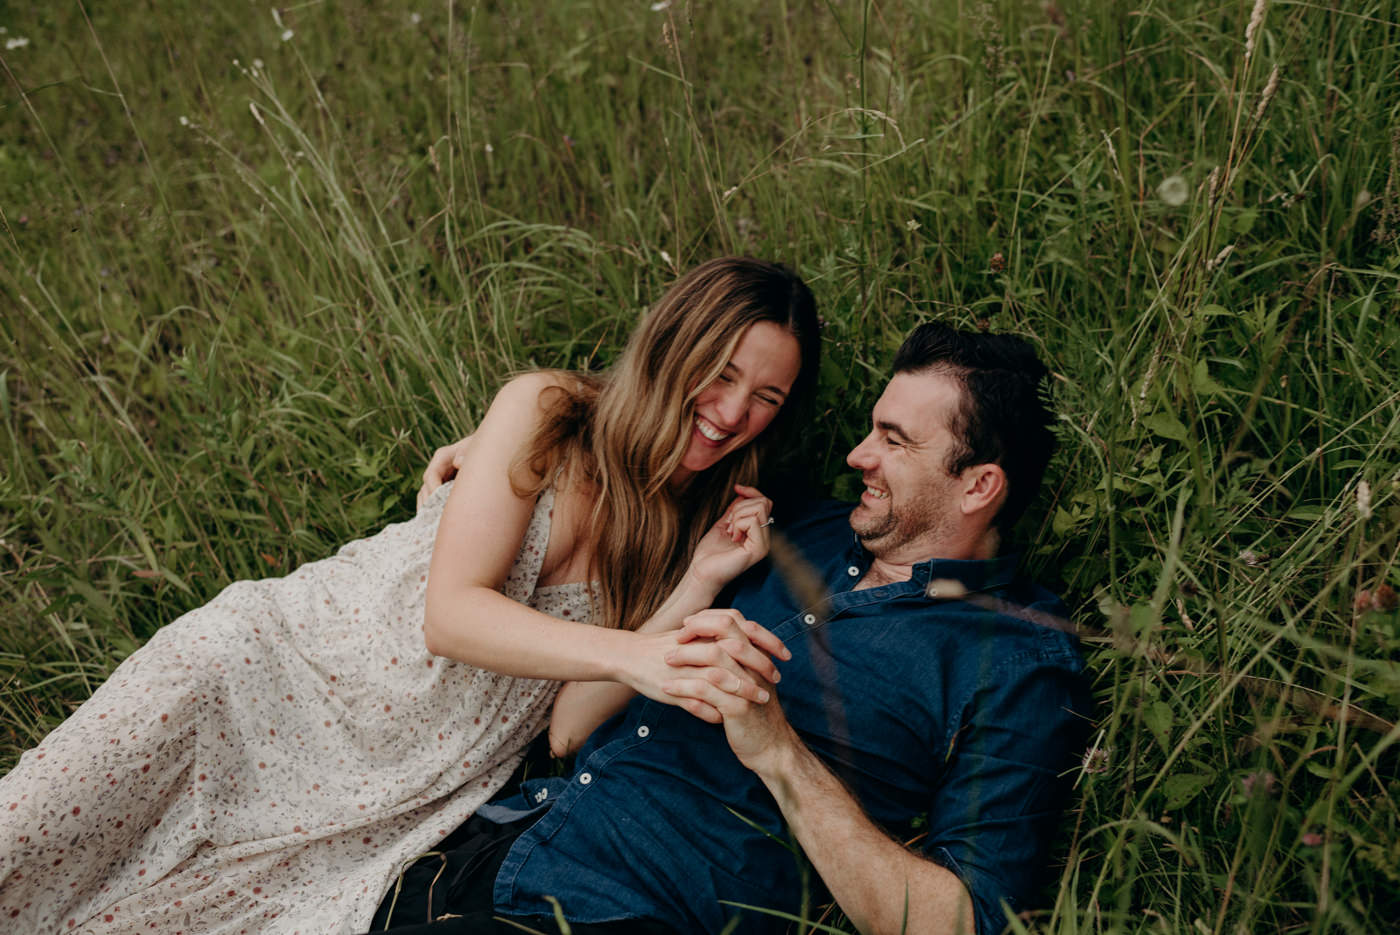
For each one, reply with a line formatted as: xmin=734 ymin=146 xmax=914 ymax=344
xmin=494 ymin=370 xmax=596 ymax=410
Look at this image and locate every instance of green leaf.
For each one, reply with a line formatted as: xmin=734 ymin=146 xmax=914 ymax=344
xmin=1144 ymin=700 xmax=1174 ymax=753
xmin=1191 ymin=360 xmax=1226 ymax=397
xmin=1143 ymin=410 xmax=1188 ymax=441
xmin=1162 ymin=771 xmax=1214 ymax=809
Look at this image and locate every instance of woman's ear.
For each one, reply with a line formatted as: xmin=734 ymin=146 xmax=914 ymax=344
xmin=960 ymin=463 xmax=1007 ymax=518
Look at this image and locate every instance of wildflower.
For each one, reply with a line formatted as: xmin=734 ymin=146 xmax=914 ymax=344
xmin=4 ymin=36 xmax=30 ymax=50
xmin=1241 ymin=771 xmax=1277 ymax=797
xmin=650 ymin=0 xmax=673 ymax=9
xmin=659 ymin=249 xmax=673 ymax=268
xmin=1157 ymin=174 xmax=1189 ymax=207
xmin=905 ymin=219 xmax=921 ymax=232
xmin=281 ymin=29 xmax=294 ymax=41
xmin=1300 ymin=831 xmax=1324 ymax=847
xmin=253 ymin=58 xmax=265 ymax=71
xmin=1355 ymin=589 xmax=1374 ymax=613
xmin=1082 ymin=746 xmax=1111 ymax=774
xmin=410 ymin=12 xmax=422 ymax=25
xmin=1357 ymin=479 xmax=1372 ymax=520
xmin=1373 ymin=584 xmax=1397 ymax=612
xmin=989 ymin=251 xmax=1005 ymax=272
xmin=179 ymin=116 xmax=190 ymax=127
xmin=1238 ymin=549 xmax=1264 ymax=566
xmin=484 ymin=142 xmax=494 ymax=154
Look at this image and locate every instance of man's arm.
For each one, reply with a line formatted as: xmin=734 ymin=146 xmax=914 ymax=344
xmin=662 ymin=663 xmax=975 ymax=935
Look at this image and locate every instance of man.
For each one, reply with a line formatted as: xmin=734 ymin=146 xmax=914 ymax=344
xmin=381 ymin=323 xmax=1092 ymax=935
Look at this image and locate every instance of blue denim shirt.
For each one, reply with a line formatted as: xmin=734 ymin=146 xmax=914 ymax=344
xmin=487 ymin=500 xmax=1092 ymax=935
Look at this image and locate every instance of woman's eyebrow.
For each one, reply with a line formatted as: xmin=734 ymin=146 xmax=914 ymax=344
xmin=725 ymin=362 xmax=789 ymax=398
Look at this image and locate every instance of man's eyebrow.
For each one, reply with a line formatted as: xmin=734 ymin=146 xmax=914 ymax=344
xmin=876 ymin=419 xmax=915 ymax=444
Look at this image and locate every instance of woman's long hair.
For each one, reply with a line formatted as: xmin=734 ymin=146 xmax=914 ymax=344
xmin=511 ymin=257 xmax=821 ymax=632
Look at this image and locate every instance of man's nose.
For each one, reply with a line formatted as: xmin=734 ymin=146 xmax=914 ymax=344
xmin=847 ymin=433 xmax=876 ymax=469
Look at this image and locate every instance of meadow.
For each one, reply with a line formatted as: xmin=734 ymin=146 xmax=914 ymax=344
xmin=2 ymin=0 xmax=1398 ymax=931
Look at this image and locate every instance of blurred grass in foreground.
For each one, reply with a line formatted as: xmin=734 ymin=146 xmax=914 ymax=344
xmin=2 ymin=0 xmax=1398 ymax=931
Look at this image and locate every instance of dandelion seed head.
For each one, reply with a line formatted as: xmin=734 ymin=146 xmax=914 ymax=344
xmin=1158 ymin=174 xmax=1189 ymax=207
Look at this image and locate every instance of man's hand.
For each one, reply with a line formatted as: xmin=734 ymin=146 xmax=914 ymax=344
xmin=660 ymin=610 xmax=796 ymax=756
xmin=418 ymin=434 xmax=475 ymax=508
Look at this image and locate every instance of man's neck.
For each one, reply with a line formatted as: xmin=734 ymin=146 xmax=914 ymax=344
xmin=853 ymin=528 xmax=1002 ymax=591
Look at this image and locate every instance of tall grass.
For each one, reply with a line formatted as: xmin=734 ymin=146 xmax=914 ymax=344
xmin=2 ymin=0 xmax=1397 ymax=931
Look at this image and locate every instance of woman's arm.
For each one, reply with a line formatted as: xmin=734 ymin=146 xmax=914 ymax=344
xmin=423 ymin=376 xmax=781 ymax=707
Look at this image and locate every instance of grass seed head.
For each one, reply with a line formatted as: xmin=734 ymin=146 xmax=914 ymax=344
xmin=1246 ymin=0 xmax=1268 ymax=61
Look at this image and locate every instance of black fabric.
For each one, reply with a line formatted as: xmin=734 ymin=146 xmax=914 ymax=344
xmin=366 ymin=807 xmax=670 ymax=934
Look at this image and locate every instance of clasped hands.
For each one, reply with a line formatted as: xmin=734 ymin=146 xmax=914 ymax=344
xmin=638 ymin=608 xmax=799 ymax=773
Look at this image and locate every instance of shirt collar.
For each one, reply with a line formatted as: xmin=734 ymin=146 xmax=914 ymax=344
xmin=845 ymin=534 xmax=1021 ymax=595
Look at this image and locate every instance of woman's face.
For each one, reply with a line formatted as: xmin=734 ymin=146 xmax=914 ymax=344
xmin=673 ymin=320 xmax=803 ymax=484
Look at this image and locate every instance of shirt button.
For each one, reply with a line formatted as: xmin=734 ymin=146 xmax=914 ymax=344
xmin=802 ymin=613 xmax=816 ymax=625
xmin=636 ymin=725 xmax=650 ymax=738
xmin=847 ymin=565 xmax=860 ymax=577
xmin=579 ymin=772 xmax=593 ymax=785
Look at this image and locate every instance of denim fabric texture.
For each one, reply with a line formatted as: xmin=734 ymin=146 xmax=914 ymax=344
xmin=488 ymin=500 xmax=1093 ymax=935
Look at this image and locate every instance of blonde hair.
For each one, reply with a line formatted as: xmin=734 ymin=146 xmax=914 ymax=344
xmin=512 ymin=258 xmax=820 ymax=632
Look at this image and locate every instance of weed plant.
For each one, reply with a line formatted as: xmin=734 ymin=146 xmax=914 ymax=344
xmin=2 ymin=0 xmax=1398 ymax=932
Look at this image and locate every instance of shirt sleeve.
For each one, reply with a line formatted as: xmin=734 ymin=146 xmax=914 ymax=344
xmin=920 ymin=653 xmax=1092 ymax=935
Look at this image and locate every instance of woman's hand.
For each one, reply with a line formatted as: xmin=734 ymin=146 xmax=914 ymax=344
xmin=417 ymin=433 xmax=476 ymax=508
xmin=687 ymin=485 xmax=775 ymax=592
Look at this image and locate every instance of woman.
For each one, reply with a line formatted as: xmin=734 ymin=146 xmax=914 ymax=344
xmin=0 ymin=258 xmax=821 ymax=934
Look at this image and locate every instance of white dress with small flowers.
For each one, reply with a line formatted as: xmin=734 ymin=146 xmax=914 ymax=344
xmin=0 ymin=481 xmax=592 ymax=934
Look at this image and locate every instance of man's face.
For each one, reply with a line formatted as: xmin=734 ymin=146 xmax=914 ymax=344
xmin=845 ymin=371 xmax=968 ymax=560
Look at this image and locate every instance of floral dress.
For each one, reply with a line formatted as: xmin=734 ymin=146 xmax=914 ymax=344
xmin=0 ymin=482 xmax=592 ymax=934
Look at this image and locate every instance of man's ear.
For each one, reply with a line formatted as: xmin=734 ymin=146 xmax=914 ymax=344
xmin=960 ymin=463 xmax=1007 ymax=517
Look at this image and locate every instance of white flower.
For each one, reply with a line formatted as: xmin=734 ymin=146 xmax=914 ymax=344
xmin=651 ymin=0 xmax=673 ymax=10
xmin=1157 ymin=174 xmax=1189 ymax=206
xmin=179 ymin=115 xmax=190 ymax=127
xmin=253 ymin=58 xmax=265 ymax=71
xmin=4 ymin=36 xmax=30 ymax=50
xmin=410 ymin=12 xmax=422 ymax=24
xmin=659 ymin=249 xmax=673 ymax=267
xmin=484 ymin=142 xmax=494 ymax=154
xmin=281 ymin=28 xmax=294 ymax=41
xmin=905 ymin=219 xmax=921 ymax=232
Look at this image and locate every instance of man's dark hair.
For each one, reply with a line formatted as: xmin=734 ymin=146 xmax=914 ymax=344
xmin=892 ymin=322 xmax=1057 ymax=537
